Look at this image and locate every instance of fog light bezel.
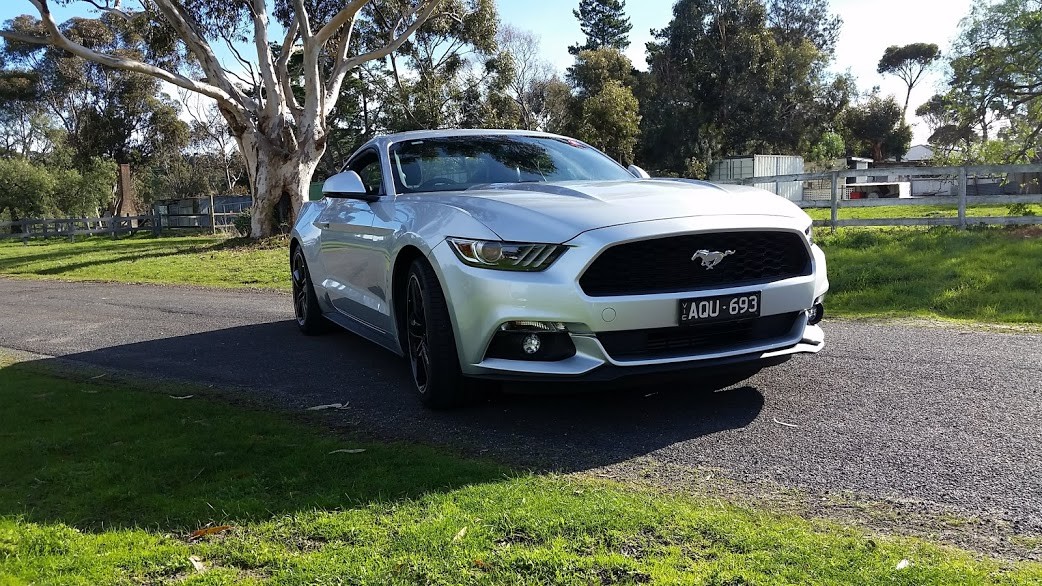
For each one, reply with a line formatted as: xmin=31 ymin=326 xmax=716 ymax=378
xmin=485 ymin=321 xmax=576 ymax=362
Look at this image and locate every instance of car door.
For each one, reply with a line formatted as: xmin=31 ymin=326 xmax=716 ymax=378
xmin=315 ymin=149 xmax=391 ymax=333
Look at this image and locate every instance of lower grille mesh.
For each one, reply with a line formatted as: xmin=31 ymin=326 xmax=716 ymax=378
xmin=597 ymin=312 xmax=801 ymax=360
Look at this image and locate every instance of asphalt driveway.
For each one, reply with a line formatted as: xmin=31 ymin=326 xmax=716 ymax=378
xmin=1 ymin=277 xmax=1040 ymax=541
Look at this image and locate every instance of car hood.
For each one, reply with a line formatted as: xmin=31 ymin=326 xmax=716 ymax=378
xmin=407 ymin=179 xmax=809 ymax=243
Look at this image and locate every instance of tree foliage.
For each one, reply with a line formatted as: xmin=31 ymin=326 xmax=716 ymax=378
xmin=496 ymin=25 xmax=559 ymax=130
xmin=638 ymin=0 xmax=848 ymax=176
xmin=568 ymin=0 xmax=632 ymax=55
xmin=943 ymin=0 xmax=1042 ymax=163
xmin=840 ymin=93 xmax=912 ymax=162
xmin=877 ymin=42 xmax=941 ymax=121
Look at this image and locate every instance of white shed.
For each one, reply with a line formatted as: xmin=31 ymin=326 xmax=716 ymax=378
xmin=709 ymin=155 xmax=805 ymax=201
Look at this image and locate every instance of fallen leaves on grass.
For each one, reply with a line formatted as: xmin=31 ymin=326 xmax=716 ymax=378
xmin=453 ymin=527 xmax=468 ymax=542
xmin=188 ymin=525 xmax=234 ymax=541
xmin=896 ymin=559 xmax=912 ymax=570
xmin=189 ymin=556 xmax=206 ymax=572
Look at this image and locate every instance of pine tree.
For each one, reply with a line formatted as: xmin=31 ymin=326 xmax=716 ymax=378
xmin=568 ymin=0 xmax=633 ymax=55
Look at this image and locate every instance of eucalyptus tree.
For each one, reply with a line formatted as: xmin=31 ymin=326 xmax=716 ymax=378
xmin=2 ymin=13 xmax=189 ymax=174
xmin=1 ymin=0 xmax=443 ymax=237
xmin=877 ymin=43 xmax=941 ymax=121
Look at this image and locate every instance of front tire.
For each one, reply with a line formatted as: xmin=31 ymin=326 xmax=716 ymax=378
xmin=404 ymin=258 xmax=471 ymax=408
xmin=291 ymin=247 xmax=329 ymax=335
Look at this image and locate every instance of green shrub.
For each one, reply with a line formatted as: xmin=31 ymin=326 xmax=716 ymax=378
xmin=233 ymin=209 xmax=252 ymax=237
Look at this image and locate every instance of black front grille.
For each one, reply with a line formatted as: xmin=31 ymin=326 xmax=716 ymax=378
xmin=597 ymin=312 xmax=801 ymax=360
xmin=580 ymin=231 xmax=811 ymax=297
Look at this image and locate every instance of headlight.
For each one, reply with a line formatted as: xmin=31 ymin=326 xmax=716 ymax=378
xmin=447 ymin=238 xmax=566 ymax=271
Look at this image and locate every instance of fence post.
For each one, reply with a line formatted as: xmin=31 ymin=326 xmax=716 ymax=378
xmin=958 ymin=167 xmax=968 ymax=230
xmin=110 ymin=216 xmax=117 ymax=240
xmin=152 ymin=206 xmax=161 ymax=237
xmin=830 ymin=171 xmax=839 ymax=233
xmin=209 ymin=193 xmax=217 ymax=236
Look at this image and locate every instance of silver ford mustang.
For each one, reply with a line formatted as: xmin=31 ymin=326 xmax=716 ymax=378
xmin=290 ymin=129 xmax=828 ymax=407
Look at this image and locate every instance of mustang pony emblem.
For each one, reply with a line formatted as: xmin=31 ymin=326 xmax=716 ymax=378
xmin=691 ymin=249 xmax=735 ymax=270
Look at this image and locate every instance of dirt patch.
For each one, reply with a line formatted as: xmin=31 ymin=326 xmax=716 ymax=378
xmin=1006 ymin=225 xmax=1042 ymax=239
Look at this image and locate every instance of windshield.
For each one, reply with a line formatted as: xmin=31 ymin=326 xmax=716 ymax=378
xmin=388 ymin=135 xmax=633 ymax=194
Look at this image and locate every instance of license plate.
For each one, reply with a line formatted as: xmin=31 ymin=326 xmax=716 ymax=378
xmin=679 ymin=292 xmax=761 ymax=325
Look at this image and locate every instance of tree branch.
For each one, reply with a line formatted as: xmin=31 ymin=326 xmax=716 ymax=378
xmin=0 ymin=24 xmax=233 ymax=108
xmin=247 ymin=0 xmax=287 ymax=121
xmin=82 ymin=0 xmax=133 ymax=20
xmin=325 ymin=0 xmax=443 ymax=113
xmin=275 ymin=16 xmax=303 ymax=116
xmin=149 ymin=0 xmax=255 ymax=111
xmin=313 ymin=0 xmax=369 ymax=46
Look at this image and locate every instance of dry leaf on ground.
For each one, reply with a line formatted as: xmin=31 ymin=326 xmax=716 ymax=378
xmin=306 ymin=402 xmax=349 ymax=411
xmin=189 ymin=556 xmax=206 ymax=572
xmin=188 ymin=525 xmax=234 ymax=541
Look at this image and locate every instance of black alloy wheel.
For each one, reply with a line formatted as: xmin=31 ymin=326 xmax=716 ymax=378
xmin=291 ymin=247 xmax=328 ymax=335
xmin=403 ymin=258 xmax=474 ymax=408
xmin=406 ymin=273 xmax=431 ymax=394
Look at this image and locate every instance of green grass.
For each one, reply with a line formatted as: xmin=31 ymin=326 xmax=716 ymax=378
xmin=0 ymin=234 xmax=289 ymax=290
xmin=806 ymin=203 xmax=1042 ymax=221
xmin=817 ymin=226 xmax=1042 ymax=324
xmin=2 ymin=360 xmax=1041 ymax=584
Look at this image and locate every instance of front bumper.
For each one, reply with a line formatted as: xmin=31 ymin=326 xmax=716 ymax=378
xmin=428 ymin=215 xmax=829 ymax=379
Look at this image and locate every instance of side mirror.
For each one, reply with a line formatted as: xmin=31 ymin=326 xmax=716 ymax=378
xmin=322 ymin=171 xmax=374 ymax=200
xmin=627 ymin=165 xmax=651 ymax=179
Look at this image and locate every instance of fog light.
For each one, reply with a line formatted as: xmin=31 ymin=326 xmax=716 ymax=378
xmin=807 ymin=303 xmax=825 ymax=325
xmin=521 ymin=334 xmax=541 ymax=354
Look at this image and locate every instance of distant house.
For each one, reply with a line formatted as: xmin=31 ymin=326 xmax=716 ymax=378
xmin=902 ymin=144 xmax=935 ymax=164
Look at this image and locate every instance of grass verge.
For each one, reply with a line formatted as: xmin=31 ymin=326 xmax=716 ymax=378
xmin=816 ymin=226 xmax=1042 ymax=324
xmin=1 ymin=358 xmax=1040 ymax=584
xmin=0 ymin=234 xmax=289 ymax=290
xmin=805 ymin=203 xmax=1042 ymax=221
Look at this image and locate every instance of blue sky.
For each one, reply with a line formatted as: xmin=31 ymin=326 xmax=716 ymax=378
xmin=2 ymin=0 xmax=973 ymax=143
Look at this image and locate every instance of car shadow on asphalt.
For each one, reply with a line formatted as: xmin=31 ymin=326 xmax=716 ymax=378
xmin=53 ymin=320 xmax=766 ymax=471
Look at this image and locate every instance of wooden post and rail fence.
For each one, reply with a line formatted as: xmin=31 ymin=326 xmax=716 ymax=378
xmin=734 ymin=163 xmax=1042 ymax=231
xmin=0 ymin=210 xmax=242 ymax=243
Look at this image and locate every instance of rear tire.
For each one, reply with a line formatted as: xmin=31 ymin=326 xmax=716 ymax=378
xmin=291 ymin=246 xmax=330 ymax=335
xmin=404 ymin=258 xmax=472 ymax=408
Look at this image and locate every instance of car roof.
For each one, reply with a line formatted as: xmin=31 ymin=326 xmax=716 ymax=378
xmin=384 ymin=128 xmax=563 ymax=142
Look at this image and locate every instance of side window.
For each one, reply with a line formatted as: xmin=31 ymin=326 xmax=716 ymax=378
xmin=348 ymin=151 xmax=384 ymax=196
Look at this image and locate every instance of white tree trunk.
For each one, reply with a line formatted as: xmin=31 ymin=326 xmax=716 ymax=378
xmin=232 ymin=117 xmax=325 ymax=239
